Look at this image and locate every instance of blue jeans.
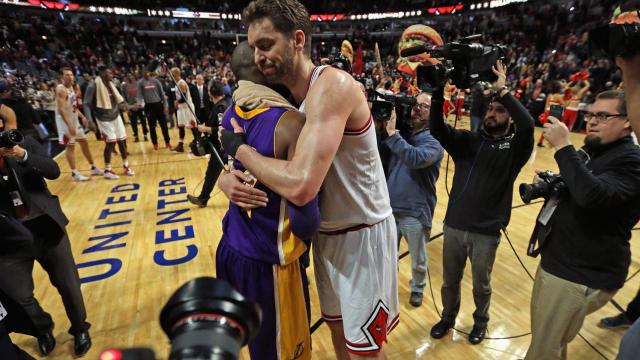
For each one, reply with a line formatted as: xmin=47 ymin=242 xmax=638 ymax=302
xmin=396 ymin=215 xmax=430 ymax=294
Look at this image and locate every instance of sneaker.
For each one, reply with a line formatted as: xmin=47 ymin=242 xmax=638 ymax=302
xmin=123 ymin=166 xmax=135 ymax=176
xmin=409 ymin=292 xmax=423 ymax=307
xmin=72 ymin=172 xmax=90 ymax=182
xmin=90 ymin=167 xmax=104 ymax=176
xmin=134 ymin=136 xmax=140 ymax=143
xmin=103 ymin=170 xmax=120 ymax=180
xmin=173 ymin=143 xmax=184 ymax=153
xmin=153 ymin=143 xmax=159 ymax=151
xmin=600 ymin=313 xmax=633 ymax=329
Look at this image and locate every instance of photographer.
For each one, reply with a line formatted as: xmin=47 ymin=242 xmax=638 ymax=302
xmin=383 ymin=92 xmax=443 ymax=307
xmin=524 ymin=91 xmax=640 ymax=360
xmin=0 ymin=124 xmax=91 ymax=356
xmin=429 ymin=61 xmax=535 ymax=344
xmin=187 ymin=80 xmax=229 ymax=207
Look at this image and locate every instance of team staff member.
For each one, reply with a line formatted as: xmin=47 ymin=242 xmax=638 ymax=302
xmin=137 ymin=65 xmax=172 ymax=151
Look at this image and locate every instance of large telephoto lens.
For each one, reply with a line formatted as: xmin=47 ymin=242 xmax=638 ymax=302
xmin=160 ymin=277 xmax=262 ymax=360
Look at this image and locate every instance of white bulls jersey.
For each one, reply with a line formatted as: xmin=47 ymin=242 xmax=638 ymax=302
xmin=55 ymin=85 xmax=78 ymax=124
xmin=300 ymin=66 xmax=392 ymax=231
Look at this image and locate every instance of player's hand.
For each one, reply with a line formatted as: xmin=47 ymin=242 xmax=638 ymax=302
xmin=491 ymin=60 xmax=507 ymax=91
xmin=543 ymin=117 xmax=571 ymax=151
xmin=81 ymin=117 xmax=89 ymax=128
xmin=0 ymin=145 xmax=26 ymax=159
xmin=68 ymin=125 xmax=77 ymax=138
xmin=218 ymin=170 xmax=268 ymax=209
xmin=616 ymin=54 xmax=640 ymax=80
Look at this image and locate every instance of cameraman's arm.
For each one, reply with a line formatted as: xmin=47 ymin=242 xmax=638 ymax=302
xmin=429 ymin=86 xmax=471 ymax=157
xmin=17 ymin=137 xmax=60 ymax=180
xmin=555 ymin=147 xmax=640 ymax=209
xmin=499 ymin=91 xmax=535 ymax=166
xmin=384 ymin=133 xmax=443 ymax=169
xmin=617 ymin=55 xmax=640 ymax=138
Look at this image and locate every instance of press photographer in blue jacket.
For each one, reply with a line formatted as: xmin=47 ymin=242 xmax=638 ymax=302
xmin=383 ymin=92 xmax=444 ymax=308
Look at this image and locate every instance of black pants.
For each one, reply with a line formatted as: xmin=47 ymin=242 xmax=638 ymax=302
xmin=128 ymin=109 xmax=148 ymax=138
xmin=145 ymin=102 xmax=171 ymax=145
xmin=196 ymin=106 xmax=208 ymax=125
xmin=0 ymin=232 xmax=89 ymax=336
xmin=199 ymin=141 xmax=224 ymax=200
xmin=627 ymin=287 xmax=640 ymax=321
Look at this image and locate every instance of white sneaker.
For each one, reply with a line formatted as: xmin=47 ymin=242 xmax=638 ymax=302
xmin=123 ymin=166 xmax=135 ymax=176
xmin=103 ymin=170 xmax=120 ymax=180
xmin=72 ymin=172 xmax=90 ymax=182
xmin=90 ymin=167 xmax=105 ymax=176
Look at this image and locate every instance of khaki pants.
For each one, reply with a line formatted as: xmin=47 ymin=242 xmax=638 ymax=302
xmin=525 ymin=266 xmax=615 ymax=360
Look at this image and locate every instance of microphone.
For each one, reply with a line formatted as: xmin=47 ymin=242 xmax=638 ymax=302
xmin=400 ymin=45 xmax=429 ymax=58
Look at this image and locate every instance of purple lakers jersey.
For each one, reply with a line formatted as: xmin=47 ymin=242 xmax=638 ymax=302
xmin=221 ymin=105 xmax=308 ymax=265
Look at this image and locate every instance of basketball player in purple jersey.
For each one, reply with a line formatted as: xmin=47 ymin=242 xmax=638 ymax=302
xmin=219 ymin=1 xmax=399 ymax=359
xmin=217 ymin=41 xmax=318 ymax=360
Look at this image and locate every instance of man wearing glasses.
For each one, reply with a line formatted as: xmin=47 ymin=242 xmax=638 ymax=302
xmin=525 ymin=90 xmax=640 ymax=360
xmin=383 ymin=92 xmax=443 ymax=307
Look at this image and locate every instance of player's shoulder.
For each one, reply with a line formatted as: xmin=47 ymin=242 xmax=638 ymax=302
xmin=279 ymin=109 xmax=305 ymax=128
xmin=313 ymin=67 xmax=359 ymax=97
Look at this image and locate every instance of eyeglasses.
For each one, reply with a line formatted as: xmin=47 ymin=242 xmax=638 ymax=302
xmin=584 ymin=112 xmax=627 ymax=123
xmin=414 ymin=103 xmax=431 ymax=110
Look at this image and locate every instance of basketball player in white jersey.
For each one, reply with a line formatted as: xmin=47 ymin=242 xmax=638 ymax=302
xmin=219 ymin=1 xmax=398 ymax=358
xmin=55 ymin=67 xmax=103 ymax=181
xmin=170 ymin=67 xmax=197 ymax=153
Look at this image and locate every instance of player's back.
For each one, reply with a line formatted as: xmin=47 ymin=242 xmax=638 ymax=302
xmin=301 ymin=66 xmax=392 ymax=232
xmin=220 ymin=105 xmax=307 ymax=265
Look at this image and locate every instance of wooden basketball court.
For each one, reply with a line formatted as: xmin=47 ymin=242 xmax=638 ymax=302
xmin=10 ymin=118 xmax=640 ymax=359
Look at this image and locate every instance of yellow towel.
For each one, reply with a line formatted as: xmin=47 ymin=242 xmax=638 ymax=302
xmin=95 ymin=76 xmax=124 ymax=109
xmin=233 ymin=80 xmax=297 ymax=111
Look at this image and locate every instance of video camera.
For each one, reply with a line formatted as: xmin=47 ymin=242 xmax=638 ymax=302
xmin=371 ymin=93 xmax=417 ymax=133
xmin=519 ymin=170 xmax=567 ymax=204
xmin=0 ymin=129 xmax=24 ymax=148
xmin=401 ymin=35 xmax=506 ymax=90
xmin=327 ymin=53 xmax=352 ymax=73
xmin=590 ymin=23 xmax=640 ymax=58
xmin=100 ymin=277 xmax=262 ymax=360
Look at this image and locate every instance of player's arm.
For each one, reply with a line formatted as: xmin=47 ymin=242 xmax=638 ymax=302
xmin=275 ymin=111 xmax=320 ymax=239
xmin=55 ymin=85 xmax=76 ymax=133
xmin=225 ymin=70 xmax=352 ymax=206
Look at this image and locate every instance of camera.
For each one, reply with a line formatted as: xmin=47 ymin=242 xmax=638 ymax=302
xmin=519 ymin=170 xmax=566 ymax=204
xmin=327 ymin=53 xmax=352 ymax=73
xmin=402 ymin=35 xmax=506 ymax=90
xmin=590 ymin=20 xmax=640 ymax=58
xmin=371 ymin=93 xmax=417 ymax=133
xmin=100 ymin=277 xmax=262 ymax=360
xmin=0 ymin=129 xmax=24 ymax=148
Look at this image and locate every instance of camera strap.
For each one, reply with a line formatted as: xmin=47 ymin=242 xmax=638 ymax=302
xmin=527 ymin=199 xmax=558 ymax=257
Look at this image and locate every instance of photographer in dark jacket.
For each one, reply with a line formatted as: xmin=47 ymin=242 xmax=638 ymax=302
xmin=524 ymin=90 xmax=640 ymax=360
xmin=0 ymin=121 xmax=91 ymax=357
xmin=429 ymin=61 xmax=534 ymax=344
xmin=187 ymin=80 xmax=229 ymax=207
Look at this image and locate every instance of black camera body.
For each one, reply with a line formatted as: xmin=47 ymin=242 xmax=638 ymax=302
xmin=413 ymin=35 xmax=506 ymax=90
xmin=0 ymin=129 xmax=24 ymax=148
xmin=589 ymin=22 xmax=640 ymax=58
xmin=327 ymin=53 xmax=352 ymax=74
xmin=371 ymin=93 xmax=417 ymax=134
xmin=519 ymin=170 xmax=567 ymax=204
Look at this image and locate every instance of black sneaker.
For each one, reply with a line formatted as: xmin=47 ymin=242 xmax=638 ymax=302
xmin=430 ymin=320 xmax=454 ymax=339
xmin=409 ymin=292 xmax=423 ymax=307
xmin=73 ymin=331 xmax=92 ymax=357
xmin=600 ymin=313 xmax=632 ymax=329
xmin=134 ymin=136 xmax=140 ymax=143
xmin=187 ymin=195 xmax=208 ymax=208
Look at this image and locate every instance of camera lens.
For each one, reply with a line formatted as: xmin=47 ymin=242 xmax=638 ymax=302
xmin=519 ymin=182 xmax=549 ymax=204
xmin=160 ymin=277 xmax=262 ymax=360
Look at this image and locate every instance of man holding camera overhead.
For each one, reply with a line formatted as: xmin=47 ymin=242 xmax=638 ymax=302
xmin=428 ymin=61 xmax=534 ymax=345
xmin=524 ymin=90 xmax=640 ymax=360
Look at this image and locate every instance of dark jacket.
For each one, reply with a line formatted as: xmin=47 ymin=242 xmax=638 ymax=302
xmin=384 ymin=129 xmax=443 ymax=228
xmin=430 ymin=88 xmax=534 ymax=236
xmin=190 ymin=83 xmax=211 ymax=111
xmin=541 ymin=136 xmax=640 ymax=290
xmin=2 ymin=136 xmax=67 ymax=247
